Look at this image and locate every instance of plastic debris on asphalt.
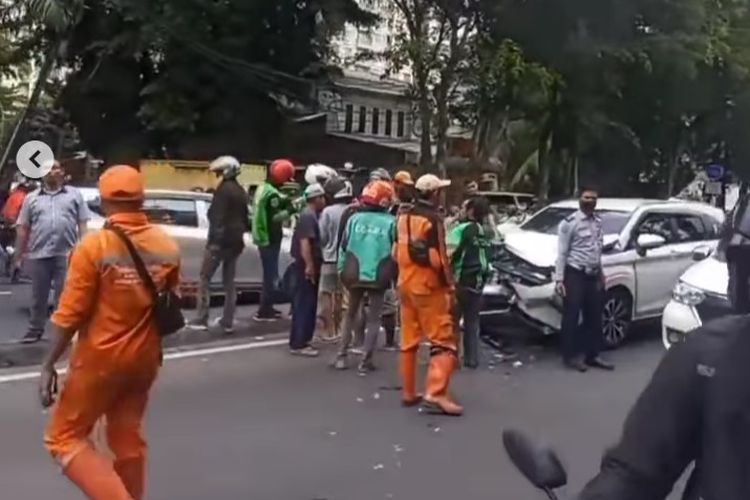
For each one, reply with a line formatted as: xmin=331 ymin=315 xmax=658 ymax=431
xmin=393 ymin=444 xmax=405 ymax=453
xmin=254 ymin=336 xmax=265 ymax=341
xmin=373 ymin=463 xmax=385 ymax=470
xmin=356 ymin=397 xmax=365 ymax=403
xmin=513 ymin=360 xmax=524 ymax=368
xmin=328 ymin=431 xmax=337 ymax=437
xmin=373 ymin=392 xmax=381 ymax=400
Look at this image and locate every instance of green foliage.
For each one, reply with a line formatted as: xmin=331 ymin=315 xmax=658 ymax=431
xmin=8 ymin=0 xmax=377 ymax=160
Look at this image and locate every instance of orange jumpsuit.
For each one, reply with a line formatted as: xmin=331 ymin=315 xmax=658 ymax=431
xmin=45 ymin=211 xmax=180 ymax=499
xmin=394 ymin=201 xmax=462 ymax=415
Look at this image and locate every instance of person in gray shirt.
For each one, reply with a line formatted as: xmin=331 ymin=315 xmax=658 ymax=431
xmin=555 ymin=185 xmax=614 ymax=372
xmin=15 ymin=161 xmax=89 ymax=343
xmin=316 ymin=179 xmax=353 ymax=343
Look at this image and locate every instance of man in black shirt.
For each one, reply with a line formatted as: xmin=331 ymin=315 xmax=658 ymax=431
xmin=188 ymin=156 xmax=249 ymax=334
xmin=289 ymin=183 xmax=327 ymax=357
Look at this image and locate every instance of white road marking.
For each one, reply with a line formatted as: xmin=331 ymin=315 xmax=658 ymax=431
xmin=0 ymin=291 xmax=12 ymax=295
xmin=0 ymin=338 xmax=288 ymax=385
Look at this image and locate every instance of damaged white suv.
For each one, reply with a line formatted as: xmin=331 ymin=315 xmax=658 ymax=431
xmin=490 ymin=198 xmax=724 ymax=348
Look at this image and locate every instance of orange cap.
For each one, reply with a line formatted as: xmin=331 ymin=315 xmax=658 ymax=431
xmin=99 ymin=165 xmax=145 ymax=201
xmin=394 ymin=170 xmax=414 ymax=185
xmin=361 ymin=180 xmax=395 ymax=207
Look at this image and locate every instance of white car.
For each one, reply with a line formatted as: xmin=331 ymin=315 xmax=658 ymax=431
xmin=489 ymin=198 xmax=725 ymax=348
xmin=78 ymin=187 xmax=293 ymax=299
xmin=662 ymin=244 xmax=732 ymax=348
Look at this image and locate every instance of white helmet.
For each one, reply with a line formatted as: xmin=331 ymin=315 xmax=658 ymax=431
xmin=305 ymin=163 xmax=337 ymax=185
xmin=209 ymin=156 xmax=241 ymax=179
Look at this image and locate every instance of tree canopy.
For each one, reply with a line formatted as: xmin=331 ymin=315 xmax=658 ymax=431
xmin=3 ymin=0 xmax=750 ymax=198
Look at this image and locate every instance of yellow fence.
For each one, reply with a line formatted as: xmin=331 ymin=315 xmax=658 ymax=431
xmin=139 ymin=160 xmax=267 ymax=191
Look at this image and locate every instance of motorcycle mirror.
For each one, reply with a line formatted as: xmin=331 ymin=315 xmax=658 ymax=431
xmin=502 ymin=429 xmax=567 ymax=490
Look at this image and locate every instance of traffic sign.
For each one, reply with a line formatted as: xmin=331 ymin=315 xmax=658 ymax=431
xmin=705 ymin=163 xmax=725 ymax=181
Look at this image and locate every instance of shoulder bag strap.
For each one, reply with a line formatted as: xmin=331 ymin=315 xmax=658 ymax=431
xmin=105 ymin=222 xmax=159 ymax=299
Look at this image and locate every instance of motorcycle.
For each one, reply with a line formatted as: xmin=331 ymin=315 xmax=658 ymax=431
xmin=502 ymin=429 xmax=568 ymax=500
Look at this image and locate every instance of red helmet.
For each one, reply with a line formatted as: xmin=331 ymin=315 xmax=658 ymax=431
xmin=269 ymin=159 xmax=295 ymax=184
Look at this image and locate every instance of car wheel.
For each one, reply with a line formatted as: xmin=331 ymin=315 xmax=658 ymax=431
xmin=602 ymin=289 xmax=632 ymax=349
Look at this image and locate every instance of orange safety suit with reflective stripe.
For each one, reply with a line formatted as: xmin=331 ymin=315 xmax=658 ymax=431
xmin=394 ymin=201 xmax=462 ymax=414
xmin=45 ymin=212 xmax=180 ymax=499
xmin=2 ymin=187 xmax=27 ymax=222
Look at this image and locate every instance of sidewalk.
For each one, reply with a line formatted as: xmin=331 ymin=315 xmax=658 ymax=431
xmin=0 ymin=304 xmax=292 ymax=369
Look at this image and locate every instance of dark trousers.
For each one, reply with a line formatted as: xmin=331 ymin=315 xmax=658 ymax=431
xmin=196 ymin=246 xmax=241 ymax=326
xmin=258 ymin=243 xmax=281 ymax=315
xmin=560 ymin=266 xmax=604 ymax=361
xmin=456 ymin=287 xmax=482 ymax=368
xmin=28 ymin=256 xmax=68 ymax=335
xmin=289 ymin=261 xmax=319 ymax=349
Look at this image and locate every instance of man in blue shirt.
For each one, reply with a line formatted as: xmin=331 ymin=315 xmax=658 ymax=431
xmin=15 ymin=161 xmax=89 ymax=343
xmin=288 ymin=183 xmax=327 ymax=357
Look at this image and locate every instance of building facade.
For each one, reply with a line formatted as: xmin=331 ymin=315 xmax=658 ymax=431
xmin=314 ymin=0 xmax=420 ymax=166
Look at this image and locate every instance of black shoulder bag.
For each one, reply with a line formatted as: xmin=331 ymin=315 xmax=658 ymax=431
xmin=106 ymin=224 xmax=185 ymax=337
xmin=406 ymin=212 xmax=436 ymax=267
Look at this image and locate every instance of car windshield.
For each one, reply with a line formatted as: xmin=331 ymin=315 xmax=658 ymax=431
xmin=521 ymin=206 xmax=631 ymax=235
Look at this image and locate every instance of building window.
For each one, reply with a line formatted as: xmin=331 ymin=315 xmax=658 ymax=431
xmin=344 ymin=104 xmax=353 ymax=133
xmin=397 ymin=111 xmax=405 ymax=137
xmin=372 ymin=108 xmax=380 ymax=135
xmin=385 ymin=109 xmax=393 ymax=137
xmin=358 ymin=106 xmax=366 ymax=133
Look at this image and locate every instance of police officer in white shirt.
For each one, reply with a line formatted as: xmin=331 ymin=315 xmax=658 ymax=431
xmin=555 ymin=185 xmax=615 ymax=372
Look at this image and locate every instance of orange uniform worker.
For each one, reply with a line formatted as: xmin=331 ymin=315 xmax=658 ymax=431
xmin=39 ymin=165 xmax=181 ymax=500
xmin=393 ymin=174 xmax=463 ymax=416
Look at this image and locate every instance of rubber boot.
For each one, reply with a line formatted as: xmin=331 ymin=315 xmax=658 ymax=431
xmin=422 ymin=353 xmax=463 ymax=416
xmin=114 ymin=457 xmax=145 ymax=500
xmin=64 ymin=446 xmax=133 ymax=500
xmin=399 ymin=349 xmax=422 ymax=407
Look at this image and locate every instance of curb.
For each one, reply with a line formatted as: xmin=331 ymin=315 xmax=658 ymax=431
xmin=0 ymin=317 xmax=291 ymax=369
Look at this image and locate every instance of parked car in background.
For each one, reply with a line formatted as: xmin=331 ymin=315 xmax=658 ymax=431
xmin=480 ymin=198 xmax=725 ymax=348
xmin=662 ymin=240 xmax=731 ymax=349
xmin=78 ymin=188 xmax=293 ymax=303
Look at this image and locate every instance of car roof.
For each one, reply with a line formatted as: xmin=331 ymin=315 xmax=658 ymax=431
xmin=75 ymin=186 xmax=213 ymax=202
xmin=476 ymin=191 xmax=536 ymax=198
xmin=548 ymin=197 xmax=723 ymax=216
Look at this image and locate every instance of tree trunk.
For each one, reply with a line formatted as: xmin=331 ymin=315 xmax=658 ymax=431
xmin=537 ymin=134 xmax=551 ymax=202
xmin=0 ymin=42 xmax=58 ymax=175
xmin=418 ymin=95 xmax=432 ymax=168
xmin=434 ymin=81 xmax=450 ymax=178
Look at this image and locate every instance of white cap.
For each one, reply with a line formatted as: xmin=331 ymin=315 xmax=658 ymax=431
xmin=415 ymin=174 xmax=451 ymax=192
xmin=304 ymin=183 xmax=325 ymax=200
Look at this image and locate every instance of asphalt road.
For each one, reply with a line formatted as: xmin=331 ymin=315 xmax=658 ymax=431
xmin=0 ymin=329 xmax=687 ymax=500
xmin=0 ymin=279 xmax=270 ymax=344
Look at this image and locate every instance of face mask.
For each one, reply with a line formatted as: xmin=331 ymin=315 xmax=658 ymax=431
xmin=580 ymin=200 xmax=596 ymax=212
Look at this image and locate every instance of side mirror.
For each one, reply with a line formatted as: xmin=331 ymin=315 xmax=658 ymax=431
xmin=636 ymin=233 xmax=666 ymax=256
xmin=692 ymin=245 xmax=712 ymax=262
xmin=602 ymin=234 xmax=619 ymax=252
xmin=502 ymin=429 xmax=567 ymax=491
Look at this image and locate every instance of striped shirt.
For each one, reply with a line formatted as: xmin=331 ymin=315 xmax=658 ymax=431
xmin=17 ymin=186 xmax=89 ymax=259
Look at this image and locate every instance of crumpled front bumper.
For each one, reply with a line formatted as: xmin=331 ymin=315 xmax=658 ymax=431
xmin=481 ymin=249 xmax=560 ymax=334
xmin=511 ymin=282 xmax=561 ymax=333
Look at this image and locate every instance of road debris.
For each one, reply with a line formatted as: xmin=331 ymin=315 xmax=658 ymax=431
xmin=356 ymin=397 xmax=365 ymax=403
xmin=512 ymin=360 xmax=524 ymax=368
xmin=373 ymin=392 xmax=381 ymax=400
xmin=373 ymin=463 xmax=385 ymax=470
